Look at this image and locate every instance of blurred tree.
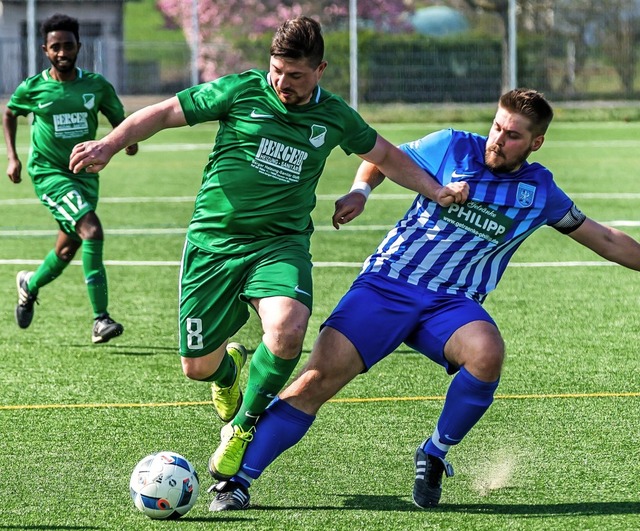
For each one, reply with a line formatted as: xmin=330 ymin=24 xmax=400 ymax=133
xmin=156 ymin=0 xmax=414 ymax=81
xmin=553 ymin=0 xmax=640 ymax=96
xmin=461 ymin=0 xmax=640 ymax=96
xmin=460 ymin=0 xmax=511 ymax=91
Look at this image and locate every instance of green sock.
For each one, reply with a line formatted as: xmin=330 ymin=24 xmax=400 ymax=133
xmin=201 ymin=352 xmax=235 ymax=386
xmin=234 ymin=342 xmax=301 ymax=430
xmin=29 ymin=249 xmax=69 ymax=295
xmin=82 ymin=239 xmax=108 ymax=318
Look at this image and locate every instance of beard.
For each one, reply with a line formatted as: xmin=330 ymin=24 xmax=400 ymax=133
xmin=275 ymin=88 xmax=310 ymax=106
xmin=484 ymin=144 xmax=530 ymax=173
xmin=51 ymin=57 xmax=76 ymax=74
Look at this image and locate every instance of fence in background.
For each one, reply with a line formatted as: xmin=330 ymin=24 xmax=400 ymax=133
xmin=1 ymin=4 xmax=639 ymax=104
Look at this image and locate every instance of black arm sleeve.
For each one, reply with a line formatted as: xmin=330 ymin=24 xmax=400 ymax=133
xmin=551 ymin=203 xmax=587 ymax=234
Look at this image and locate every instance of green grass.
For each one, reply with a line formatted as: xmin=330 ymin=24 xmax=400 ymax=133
xmin=1 ymin=120 xmax=639 ymax=530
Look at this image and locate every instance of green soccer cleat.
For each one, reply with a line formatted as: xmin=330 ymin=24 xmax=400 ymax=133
xmin=211 ymin=342 xmax=247 ymax=422
xmin=15 ymin=270 xmax=38 ymax=329
xmin=208 ymin=422 xmax=255 ymax=480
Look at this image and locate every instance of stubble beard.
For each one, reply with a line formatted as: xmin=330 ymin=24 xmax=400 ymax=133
xmin=485 ymin=145 xmax=529 ymax=173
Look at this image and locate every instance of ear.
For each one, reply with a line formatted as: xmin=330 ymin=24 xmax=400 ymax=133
xmin=316 ymin=60 xmax=328 ymax=78
xmin=531 ymin=135 xmax=544 ymax=152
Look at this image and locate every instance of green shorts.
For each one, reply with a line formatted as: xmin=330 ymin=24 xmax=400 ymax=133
xmin=179 ymin=236 xmax=313 ymax=357
xmin=34 ymin=174 xmax=98 ymax=239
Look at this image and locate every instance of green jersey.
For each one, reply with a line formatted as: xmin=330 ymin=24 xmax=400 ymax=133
xmin=7 ymin=67 xmax=126 ymax=184
xmin=177 ymin=69 xmax=378 ymax=254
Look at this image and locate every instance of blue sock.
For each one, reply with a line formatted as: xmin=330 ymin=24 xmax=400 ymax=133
xmin=232 ymin=398 xmax=315 ymax=488
xmin=424 ymin=366 xmax=499 ymax=458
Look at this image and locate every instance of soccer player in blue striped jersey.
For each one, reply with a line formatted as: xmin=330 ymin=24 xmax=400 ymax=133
xmin=208 ymin=88 xmax=640 ymax=510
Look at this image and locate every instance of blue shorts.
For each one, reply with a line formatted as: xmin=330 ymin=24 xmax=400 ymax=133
xmin=322 ymin=273 xmax=497 ymax=374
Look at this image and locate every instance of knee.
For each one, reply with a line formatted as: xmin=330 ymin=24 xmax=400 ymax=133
xmin=77 ymin=213 xmax=103 ymax=241
xmin=80 ymin=227 xmax=103 ymax=241
xmin=181 ymin=357 xmax=217 ymax=381
xmin=450 ymin=326 xmax=505 ymax=382
xmin=470 ymin=349 xmax=504 ymax=382
xmin=182 ymin=364 xmax=203 ymax=381
xmin=56 ymin=246 xmax=77 ymax=262
xmin=263 ymin=322 xmax=307 ymax=357
xmin=465 ymin=337 xmax=504 ymax=382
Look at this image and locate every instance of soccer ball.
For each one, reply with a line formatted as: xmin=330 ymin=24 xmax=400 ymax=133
xmin=129 ymin=451 xmax=200 ymax=519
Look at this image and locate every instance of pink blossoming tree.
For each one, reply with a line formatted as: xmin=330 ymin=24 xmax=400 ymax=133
xmin=156 ymin=0 xmax=413 ymax=81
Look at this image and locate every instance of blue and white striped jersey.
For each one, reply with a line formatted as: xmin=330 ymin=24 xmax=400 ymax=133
xmin=360 ymin=129 xmax=575 ymax=303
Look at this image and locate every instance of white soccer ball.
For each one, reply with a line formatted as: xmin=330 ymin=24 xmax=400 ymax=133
xmin=130 ymin=451 xmax=200 ymax=519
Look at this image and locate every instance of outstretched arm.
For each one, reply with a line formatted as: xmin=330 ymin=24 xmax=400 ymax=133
xmin=69 ymin=96 xmax=186 ymax=174
xmin=3 ymin=107 xmax=22 ymax=183
xmin=569 ymin=217 xmax=640 ymax=270
xmin=333 ymin=135 xmax=468 ymax=230
xmin=359 ymin=134 xmax=468 ymax=205
xmin=109 ymin=117 xmax=139 ymax=157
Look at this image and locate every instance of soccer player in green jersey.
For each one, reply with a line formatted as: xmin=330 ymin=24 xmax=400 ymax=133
xmin=69 ymin=16 xmax=466 ymax=491
xmin=3 ymin=13 xmax=138 ymax=344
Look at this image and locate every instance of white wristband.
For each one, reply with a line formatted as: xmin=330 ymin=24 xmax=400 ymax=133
xmin=349 ymin=181 xmax=371 ymax=200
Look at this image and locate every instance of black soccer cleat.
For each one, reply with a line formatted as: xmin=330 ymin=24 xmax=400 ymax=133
xmin=15 ymin=270 xmax=38 ymax=329
xmin=208 ymin=480 xmax=250 ymax=511
xmin=412 ymin=442 xmax=454 ymax=508
xmin=92 ymin=314 xmax=124 ymax=344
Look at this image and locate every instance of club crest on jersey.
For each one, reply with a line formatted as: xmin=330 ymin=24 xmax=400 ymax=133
xmin=516 ymin=182 xmax=536 ymax=207
xmin=309 ymin=124 xmax=327 ymax=148
xmin=82 ymin=94 xmax=95 ymax=110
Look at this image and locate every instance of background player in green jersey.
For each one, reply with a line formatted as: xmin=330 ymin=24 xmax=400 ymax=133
xmin=3 ymin=13 xmax=138 ymax=344
xmin=69 ymin=16 xmax=467 ymax=493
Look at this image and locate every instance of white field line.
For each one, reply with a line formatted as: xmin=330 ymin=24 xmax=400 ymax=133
xmin=2 ymin=186 xmax=638 ymax=267
xmin=1 ymin=219 xmax=639 ymax=239
xmin=4 ymin=137 xmax=640 ymax=156
xmin=0 ymin=258 xmax=625 ymax=268
xmin=2 ymin=192 xmax=640 ymax=207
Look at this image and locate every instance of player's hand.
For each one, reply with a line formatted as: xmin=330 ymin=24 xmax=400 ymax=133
xmin=69 ymin=141 xmax=114 ymax=174
xmin=332 ymin=191 xmax=367 ymax=229
xmin=125 ymin=143 xmax=139 ymax=156
xmin=434 ymin=181 xmax=469 ymax=207
xmin=6 ymin=158 xmax=22 ymax=183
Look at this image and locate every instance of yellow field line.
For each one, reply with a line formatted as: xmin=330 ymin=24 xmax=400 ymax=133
xmin=0 ymin=391 xmax=638 ymax=411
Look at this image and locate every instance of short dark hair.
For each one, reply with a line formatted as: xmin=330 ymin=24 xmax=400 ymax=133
xmin=499 ymin=89 xmax=554 ymax=136
xmin=41 ymin=13 xmax=80 ymax=44
xmin=270 ymin=16 xmax=324 ymax=68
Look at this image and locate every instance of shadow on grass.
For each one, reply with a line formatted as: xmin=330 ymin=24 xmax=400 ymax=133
xmin=70 ymin=344 xmax=177 ymax=355
xmin=439 ymin=501 xmax=640 ymax=516
xmin=234 ymin=495 xmax=640 ymax=516
xmin=3 ymin=500 xmax=638 ymax=527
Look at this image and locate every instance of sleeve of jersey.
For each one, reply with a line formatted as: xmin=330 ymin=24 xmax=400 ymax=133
xmin=399 ymin=129 xmax=453 ymax=179
xmin=338 ymin=108 xmax=378 ymax=155
xmin=99 ymin=78 xmax=126 ymax=125
xmin=6 ymin=82 xmax=32 ymax=117
xmin=177 ymin=77 xmax=236 ymax=126
xmin=545 ymin=179 xmax=587 ymax=233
